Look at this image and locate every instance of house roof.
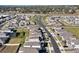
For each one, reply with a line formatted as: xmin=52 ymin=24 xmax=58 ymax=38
xmin=0 ymin=33 xmax=9 ymax=38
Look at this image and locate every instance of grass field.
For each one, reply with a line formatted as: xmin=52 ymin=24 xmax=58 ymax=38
xmin=64 ymin=27 xmax=79 ymax=39
xmin=8 ymin=28 xmax=29 ymax=44
xmin=59 ymin=19 xmax=79 ymax=39
xmin=57 ymin=35 xmax=62 ymax=41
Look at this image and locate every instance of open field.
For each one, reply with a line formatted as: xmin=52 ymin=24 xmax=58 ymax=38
xmin=64 ymin=27 xmax=79 ymax=39
xmin=0 ymin=28 xmax=29 ymax=53
xmin=0 ymin=45 xmax=19 ymax=53
xmin=8 ymin=28 xmax=29 ymax=44
xmin=59 ymin=19 xmax=79 ymax=39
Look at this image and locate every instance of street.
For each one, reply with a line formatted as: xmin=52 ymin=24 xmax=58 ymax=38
xmin=36 ymin=16 xmax=61 ymax=53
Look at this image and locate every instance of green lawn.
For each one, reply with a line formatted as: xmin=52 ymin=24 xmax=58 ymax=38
xmin=60 ymin=20 xmax=79 ymax=39
xmin=64 ymin=27 xmax=79 ymax=39
xmin=57 ymin=35 xmax=62 ymax=41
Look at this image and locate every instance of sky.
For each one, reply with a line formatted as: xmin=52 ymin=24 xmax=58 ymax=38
xmin=0 ymin=0 xmax=79 ymax=5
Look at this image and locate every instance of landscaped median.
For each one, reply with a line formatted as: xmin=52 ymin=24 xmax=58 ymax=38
xmin=47 ymin=42 xmax=51 ymax=53
xmin=47 ymin=27 xmax=65 ymax=52
xmin=0 ymin=28 xmax=29 ymax=53
xmin=57 ymin=35 xmax=62 ymax=41
xmin=50 ymin=28 xmax=62 ymax=41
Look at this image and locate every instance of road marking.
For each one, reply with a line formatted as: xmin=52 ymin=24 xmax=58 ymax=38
xmin=19 ymin=51 xmax=23 ymax=53
xmin=4 ymin=44 xmax=19 ymax=46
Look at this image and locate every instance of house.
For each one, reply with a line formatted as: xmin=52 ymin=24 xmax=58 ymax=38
xmin=19 ymin=20 xmax=27 ymax=27
xmin=8 ymin=19 xmax=18 ymax=28
xmin=0 ymin=32 xmax=9 ymax=45
xmin=74 ymin=18 xmax=79 ymax=25
xmin=1 ymin=29 xmax=15 ymax=37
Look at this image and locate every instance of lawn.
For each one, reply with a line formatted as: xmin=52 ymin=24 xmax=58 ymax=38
xmin=60 ymin=19 xmax=79 ymax=39
xmin=57 ymin=35 xmax=62 ymax=41
xmin=8 ymin=28 xmax=29 ymax=44
xmin=64 ymin=27 xmax=79 ymax=39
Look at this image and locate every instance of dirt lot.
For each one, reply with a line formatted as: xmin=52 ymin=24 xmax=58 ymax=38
xmin=0 ymin=45 xmax=19 ymax=53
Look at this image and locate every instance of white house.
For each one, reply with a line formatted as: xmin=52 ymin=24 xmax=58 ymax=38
xmin=0 ymin=32 xmax=9 ymax=45
xmin=74 ymin=18 xmax=79 ymax=25
xmin=19 ymin=20 xmax=27 ymax=27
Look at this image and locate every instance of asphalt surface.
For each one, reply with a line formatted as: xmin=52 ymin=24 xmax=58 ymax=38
xmin=36 ymin=16 xmax=61 ymax=53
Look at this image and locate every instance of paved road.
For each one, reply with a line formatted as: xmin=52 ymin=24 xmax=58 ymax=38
xmin=36 ymin=16 xmax=61 ymax=53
